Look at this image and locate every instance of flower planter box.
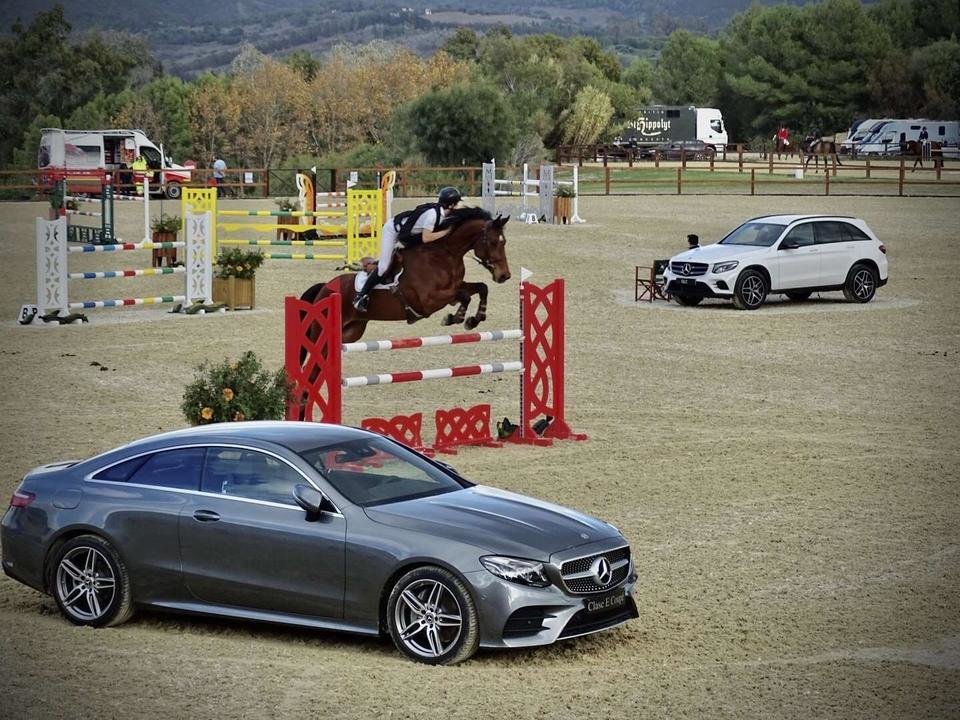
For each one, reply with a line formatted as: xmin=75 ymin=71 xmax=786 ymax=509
xmin=553 ymin=196 xmax=573 ymax=224
xmin=151 ymin=231 xmax=178 ymax=267
xmin=213 ymin=276 xmax=256 ymax=311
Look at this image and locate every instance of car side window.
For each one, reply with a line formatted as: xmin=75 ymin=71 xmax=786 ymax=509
xmin=203 ymin=448 xmax=303 ymax=506
xmin=92 ymin=455 xmax=149 ymax=482
xmin=783 ymin=224 xmax=815 ymax=247
xmin=126 ymin=448 xmax=205 ymax=491
xmin=813 ymin=222 xmax=845 ymax=244
xmin=840 ymin=222 xmax=871 ymax=242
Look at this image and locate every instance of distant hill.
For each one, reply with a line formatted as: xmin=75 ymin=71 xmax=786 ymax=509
xmin=1 ymin=0 xmax=819 ymax=76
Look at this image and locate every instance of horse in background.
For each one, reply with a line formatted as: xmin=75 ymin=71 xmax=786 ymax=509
xmin=902 ymin=140 xmax=943 ymax=171
xmin=774 ymin=136 xmax=796 ymax=160
xmin=298 ymin=207 xmax=512 ymax=344
xmin=800 ymin=136 xmax=843 ymax=172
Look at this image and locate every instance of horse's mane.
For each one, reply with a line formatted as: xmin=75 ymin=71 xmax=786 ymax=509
xmin=440 ymin=206 xmax=493 ymax=232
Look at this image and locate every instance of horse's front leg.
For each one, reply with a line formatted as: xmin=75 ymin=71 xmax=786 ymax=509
xmin=459 ymin=282 xmax=489 ymax=331
xmin=441 ymin=286 xmax=472 ymax=326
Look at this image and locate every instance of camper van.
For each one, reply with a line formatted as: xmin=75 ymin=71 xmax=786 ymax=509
xmin=840 ymin=118 xmax=890 ymax=154
xmin=38 ymin=128 xmax=193 ymax=198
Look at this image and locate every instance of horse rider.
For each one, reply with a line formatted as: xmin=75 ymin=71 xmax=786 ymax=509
xmin=352 ymin=186 xmax=463 ymax=312
xmin=776 ymin=124 xmax=790 ymax=147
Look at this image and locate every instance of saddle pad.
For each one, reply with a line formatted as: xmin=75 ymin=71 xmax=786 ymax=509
xmin=354 ymin=269 xmax=403 ymax=293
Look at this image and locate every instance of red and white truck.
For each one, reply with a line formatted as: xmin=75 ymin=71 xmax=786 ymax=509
xmin=38 ymin=128 xmax=194 ymax=198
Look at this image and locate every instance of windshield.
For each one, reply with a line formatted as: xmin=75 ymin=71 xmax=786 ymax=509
xmin=719 ymin=222 xmax=786 ymax=247
xmin=299 ymin=437 xmax=468 ymax=507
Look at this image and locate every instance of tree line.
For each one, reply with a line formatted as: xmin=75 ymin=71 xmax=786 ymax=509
xmin=0 ymin=0 xmax=956 ymax=172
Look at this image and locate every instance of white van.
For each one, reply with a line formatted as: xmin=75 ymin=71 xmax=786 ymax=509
xmin=38 ymin=128 xmax=194 ymax=198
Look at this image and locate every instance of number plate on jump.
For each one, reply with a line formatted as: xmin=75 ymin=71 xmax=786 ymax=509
xmin=584 ymin=590 xmax=626 ymax=615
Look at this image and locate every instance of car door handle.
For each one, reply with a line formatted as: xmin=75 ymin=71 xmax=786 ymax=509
xmin=193 ymin=509 xmax=220 ymax=522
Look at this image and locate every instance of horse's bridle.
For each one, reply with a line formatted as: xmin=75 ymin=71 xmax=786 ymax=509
xmin=470 ymin=224 xmax=497 ymax=273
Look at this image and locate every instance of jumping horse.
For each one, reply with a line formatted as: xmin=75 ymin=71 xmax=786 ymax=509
xmin=800 ymin=136 xmax=843 ymax=172
xmin=299 ymin=207 xmax=512 ymax=344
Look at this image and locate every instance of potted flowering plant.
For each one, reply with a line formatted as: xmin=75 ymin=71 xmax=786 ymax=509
xmin=276 ymin=197 xmax=300 ymax=241
xmin=213 ymin=247 xmax=265 ymax=310
xmin=150 ymin=213 xmax=181 ymax=267
xmin=553 ymin=184 xmax=575 ymax=224
xmin=181 ymin=351 xmax=291 ymax=425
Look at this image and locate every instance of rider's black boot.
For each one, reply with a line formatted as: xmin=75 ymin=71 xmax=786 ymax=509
xmin=352 ymin=270 xmax=380 ymax=312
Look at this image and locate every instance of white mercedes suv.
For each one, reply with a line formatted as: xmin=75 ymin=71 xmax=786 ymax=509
xmin=663 ymin=215 xmax=889 ymax=310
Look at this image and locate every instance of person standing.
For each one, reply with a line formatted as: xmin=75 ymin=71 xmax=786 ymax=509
xmin=687 ymin=234 xmax=701 ymax=250
xmin=919 ymin=126 xmax=929 ymax=143
xmin=213 ymin=157 xmax=227 ymax=198
xmin=131 ymin=153 xmax=148 ymax=196
xmin=352 ymin=186 xmax=462 ymax=312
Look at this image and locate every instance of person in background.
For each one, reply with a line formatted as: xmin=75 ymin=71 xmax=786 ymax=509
xmin=687 ymin=233 xmax=700 ymax=250
xmin=919 ymin=126 xmax=929 ymax=144
xmin=132 ymin=153 xmax=148 ymax=196
xmin=213 ymin=157 xmax=227 ymax=198
xmin=352 ymin=186 xmax=463 ymax=312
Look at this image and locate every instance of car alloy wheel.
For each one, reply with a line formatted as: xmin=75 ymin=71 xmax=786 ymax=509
xmin=387 ymin=566 xmax=480 ymax=665
xmin=843 ymin=263 xmax=877 ymax=303
xmin=733 ymin=270 xmax=768 ymax=310
xmin=51 ymin=535 xmax=133 ymax=627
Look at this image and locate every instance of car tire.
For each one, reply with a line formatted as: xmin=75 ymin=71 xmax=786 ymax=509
xmin=673 ymin=294 xmax=703 ymax=306
xmin=165 ymin=183 xmax=182 ymax=200
xmin=386 ymin=566 xmax=480 ymax=665
xmin=842 ymin=263 xmax=878 ymax=303
xmin=51 ymin=535 xmax=133 ymax=628
xmin=732 ymin=269 xmax=768 ymax=310
xmin=785 ymin=291 xmax=812 ymax=302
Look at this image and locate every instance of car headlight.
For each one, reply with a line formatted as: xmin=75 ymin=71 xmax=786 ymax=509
xmin=713 ymin=260 xmax=739 ymax=274
xmin=480 ymin=556 xmax=551 ymax=587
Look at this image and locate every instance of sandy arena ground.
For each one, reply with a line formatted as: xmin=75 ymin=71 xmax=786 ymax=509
xmin=0 ymin=192 xmax=958 ymax=719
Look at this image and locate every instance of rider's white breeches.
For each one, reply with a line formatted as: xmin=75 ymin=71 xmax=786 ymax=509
xmin=378 ymin=221 xmax=397 ymax=275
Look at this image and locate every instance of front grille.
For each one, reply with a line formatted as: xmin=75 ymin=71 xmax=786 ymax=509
xmin=670 ymin=261 xmax=708 ymax=276
xmin=558 ymin=596 xmax=639 ymax=639
xmin=560 ymin=546 xmax=631 ymax=594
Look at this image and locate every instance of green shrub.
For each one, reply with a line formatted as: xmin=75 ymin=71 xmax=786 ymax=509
xmin=151 ymin=213 xmax=181 ymax=234
xmin=181 ymin=351 xmax=291 ymax=425
xmin=554 ymin=184 xmax=576 ymax=198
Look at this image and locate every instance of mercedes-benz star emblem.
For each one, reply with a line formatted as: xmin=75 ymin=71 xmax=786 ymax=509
xmin=682 ymin=263 xmax=692 ymax=276
xmin=591 ymin=556 xmax=613 ymax=586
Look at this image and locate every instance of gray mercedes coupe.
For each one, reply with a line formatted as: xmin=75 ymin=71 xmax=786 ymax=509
xmin=2 ymin=422 xmax=637 ymax=664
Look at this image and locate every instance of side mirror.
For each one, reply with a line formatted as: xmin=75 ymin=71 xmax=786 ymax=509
xmin=293 ymin=483 xmax=326 ymax=517
xmin=780 ymin=240 xmax=799 ymax=250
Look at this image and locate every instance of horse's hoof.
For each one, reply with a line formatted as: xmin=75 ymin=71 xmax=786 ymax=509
xmin=464 ymin=316 xmax=480 ymax=330
xmin=442 ymin=314 xmax=462 ymax=326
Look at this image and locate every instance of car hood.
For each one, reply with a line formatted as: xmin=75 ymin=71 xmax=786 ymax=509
xmin=363 ymin=485 xmax=618 ymax=559
xmin=670 ymin=243 xmax=768 ymax=264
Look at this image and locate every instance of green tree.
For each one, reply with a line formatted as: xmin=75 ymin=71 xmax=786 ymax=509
xmin=561 ymin=86 xmax=615 ymax=146
xmin=719 ymin=0 xmax=894 ymax=139
xmin=406 ymin=83 xmax=517 ymax=165
xmin=652 ymin=29 xmax=721 ymax=105
xmin=441 ymin=28 xmax=480 ymax=63
xmin=285 ymin=49 xmax=321 ymax=82
xmin=911 ymin=39 xmax=960 ymax=117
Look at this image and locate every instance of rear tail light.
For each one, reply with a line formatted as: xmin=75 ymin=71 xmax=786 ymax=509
xmin=879 ymin=244 xmax=886 ymax=254
xmin=10 ymin=490 xmax=35 ymax=508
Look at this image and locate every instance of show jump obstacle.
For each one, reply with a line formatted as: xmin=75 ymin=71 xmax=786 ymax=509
xmin=482 ymin=160 xmax=584 ymax=225
xmin=180 ymin=176 xmax=387 ymax=266
xmin=284 ymin=276 xmax=587 ymax=453
xmin=35 ymin=210 xmax=213 ymax=315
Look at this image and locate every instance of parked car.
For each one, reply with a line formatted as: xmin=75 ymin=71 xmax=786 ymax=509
xmin=663 ymin=214 xmax=889 ymax=310
xmin=644 ymin=140 xmax=717 ymax=161
xmin=2 ymin=422 xmax=637 ymax=665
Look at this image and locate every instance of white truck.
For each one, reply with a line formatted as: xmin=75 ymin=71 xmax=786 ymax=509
xmin=38 ymin=128 xmax=194 ymax=198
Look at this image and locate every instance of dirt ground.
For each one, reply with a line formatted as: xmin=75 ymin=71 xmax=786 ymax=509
xmin=0 ymin=193 xmax=958 ymax=719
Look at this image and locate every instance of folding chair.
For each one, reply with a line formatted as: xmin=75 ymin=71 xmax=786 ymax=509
xmin=635 ymin=260 xmax=671 ymax=302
